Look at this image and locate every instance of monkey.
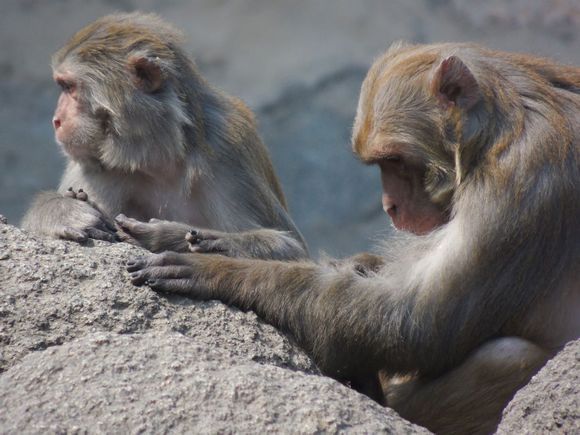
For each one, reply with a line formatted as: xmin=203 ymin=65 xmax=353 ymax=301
xmin=127 ymin=42 xmax=579 ymax=434
xmin=21 ymin=12 xmax=307 ymax=261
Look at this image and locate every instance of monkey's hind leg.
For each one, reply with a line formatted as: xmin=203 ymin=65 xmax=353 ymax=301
xmin=385 ymin=337 xmax=549 ymax=435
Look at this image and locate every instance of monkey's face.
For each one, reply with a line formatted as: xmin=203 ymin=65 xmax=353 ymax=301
xmin=353 ymin=78 xmax=452 ymax=235
xmin=352 ymin=44 xmax=491 ymax=235
xmin=50 ymin=14 xmax=195 ymax=173
xmin=377 ymin=156 xmax=449 ymax=235
xmin=52 ymin=73 xmax=106 ymax=163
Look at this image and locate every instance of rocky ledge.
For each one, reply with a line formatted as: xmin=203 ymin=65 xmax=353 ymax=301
xmin=0 ymin=219 xmax=577 ymax=433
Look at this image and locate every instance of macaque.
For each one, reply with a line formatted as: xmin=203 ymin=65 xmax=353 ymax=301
xmin=21 ymin=13 xmax=307 ymax=261
xmin=128 ymin=43 xmax=579 ymax=433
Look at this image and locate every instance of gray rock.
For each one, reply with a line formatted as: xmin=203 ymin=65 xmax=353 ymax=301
xmin=0 ymin=331 xmax=425 ymax=434
xmin=497 ymin=339 xmax=580 ymax=434
xmin=0 ymin=223 xmax=429 ymax=433
xmin=0 ymin=223 xmax=314 ymax=374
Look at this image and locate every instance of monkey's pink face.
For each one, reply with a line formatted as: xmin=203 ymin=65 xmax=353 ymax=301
xmin=52 ymin=73 xmax=101 ymax=161
xmin=379 ymin=157 xmax=448 ymax=235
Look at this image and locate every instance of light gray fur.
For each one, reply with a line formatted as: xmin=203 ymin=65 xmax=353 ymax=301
xmin=22 ymin=13 xmax=307 ymax=260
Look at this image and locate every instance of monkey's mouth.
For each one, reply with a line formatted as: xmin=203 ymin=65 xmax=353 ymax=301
xmin=387 ymin=206 xmax=411 ymax=233
xmin=386 ymin=205 xmax=446 ymax=235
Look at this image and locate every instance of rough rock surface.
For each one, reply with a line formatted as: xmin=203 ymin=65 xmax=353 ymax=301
xmin=497 ymin=339 xmax=580 ymax=434
xmin=0 ymin=222 xmax=429 ymax=433
xmin=1 ymin=222 xmax=579 ymax=433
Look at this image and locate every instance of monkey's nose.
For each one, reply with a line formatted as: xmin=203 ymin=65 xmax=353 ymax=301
xmin=382 ymin=194 xmax=397 ymax=218
xmin=385 ymin=204 xmax=397 ymax=219
xmin=53 ymin=117 xmax=61 ymax=129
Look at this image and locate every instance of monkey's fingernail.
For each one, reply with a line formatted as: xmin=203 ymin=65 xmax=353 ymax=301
xmin=130 ymin=272 xmax=141 ymax=279
xmin=127 ymin=257 xmax=143 ymax=266
xmin=189 ymin=229 xmax=198 ymax=236
xmin=146 ymin=279 xmax=157 ymax=286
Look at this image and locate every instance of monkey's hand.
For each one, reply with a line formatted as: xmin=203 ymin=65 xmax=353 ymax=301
xmin=186 ymin=229 xmax=235 ymax=255
xmin=350 ymin=253 xmax=385 ymax=276
xmin=115 ymin=215 xmax=191 ymax=253
xmin=59 ymin=188 xmax=117 ymax=242
xmin=22 ymin=189 xmax=117 ymax=243
xmin=325 ymin=252 xmax=385 ymax=277
xmin=186 ymin=228 xmax=307 ymax=261
xmin=127 ymin=252 xmax=213 ymax=298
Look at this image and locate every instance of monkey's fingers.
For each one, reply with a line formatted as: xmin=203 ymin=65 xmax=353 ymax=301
xmin=58 ymin=226 xmax=88 ymax=243
xmin=115 ymin=213 xmax=147 ymax=235
xmin=85 ymin=228 xmax=118 ymax=243
xmin=186 ymin=229 xmax=220 ymax=245
xmin=63 ymin=187 xmax=77 ymax=199
xmin=188 ymin=239 xmax=227 ymax=254
xmin=76 ymin=189 xmax=88 ymax=201
xmin=116 ymin=229 xmax=140 ymax=245
xmin=147 ymin=278 xmax=208 ymax=297
xmin=92 ymin=217 xmax=119 ymax=239
xmin=97 ymin=216 xmax=118 ymax=234
xmin=127 ymin=256 xmax=147 ymax=273
xmin=126 ymin=252 xmax=193 ymax=272
xmin=129 ymin=265 xmax=193 ymax=286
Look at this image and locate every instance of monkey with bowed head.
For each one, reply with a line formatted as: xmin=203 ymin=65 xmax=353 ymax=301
xmin=21 ymin=12 xmax=307 ymax=261
xmin=128 ymin=42 xmax=580 ymax=434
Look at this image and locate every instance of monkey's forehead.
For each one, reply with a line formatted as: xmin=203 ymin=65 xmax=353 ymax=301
xmin=52 ymin=12 xmax=184 ymax=66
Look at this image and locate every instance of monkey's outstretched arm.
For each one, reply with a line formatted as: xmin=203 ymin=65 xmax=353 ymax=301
xmin=22 ymin=190 xmax=117 ymax=242
xmin=126 ymin=251 xmax=487 ymax=380
xmin=116 ymin=215 xmax=308 ymax=260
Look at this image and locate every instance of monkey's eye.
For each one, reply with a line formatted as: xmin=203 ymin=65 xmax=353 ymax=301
xmin=57 ymin=79 xmax=76 ymax=93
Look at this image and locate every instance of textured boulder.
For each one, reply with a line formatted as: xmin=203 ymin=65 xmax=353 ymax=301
xmin=0 ymin=222 xmax=428 ymax=433
xmin=1 ymin=332 xmax=421 ymax=434
xmin=497 ymin=339 xmax=580 ymax=434
xmin=1 ymin=221 xmax=578 ymax=433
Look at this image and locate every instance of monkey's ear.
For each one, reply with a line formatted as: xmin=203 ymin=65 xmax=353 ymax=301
xmin=129 ymin=56 xmax=165 ymax=93
xmin=432 ymin=56 xmax=480 ymax=111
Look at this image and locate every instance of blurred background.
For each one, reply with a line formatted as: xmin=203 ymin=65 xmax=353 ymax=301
xmin=0 ymin=0 xmax=578 ymax=257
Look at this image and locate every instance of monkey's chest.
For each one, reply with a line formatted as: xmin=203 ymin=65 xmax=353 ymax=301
xmin=123 ymin=185 xmax=210 ymax=227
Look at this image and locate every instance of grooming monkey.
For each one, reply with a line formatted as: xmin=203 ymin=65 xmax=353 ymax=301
xmin=128 ymin=42 xmax=580 ymax=434
xmin=22 ymin=12 xmax=307 ymax=261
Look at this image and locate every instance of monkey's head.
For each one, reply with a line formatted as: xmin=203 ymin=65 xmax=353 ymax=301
xmin=353 ymin=42 xmax=491 ymax=235
xmin=51 ymin=13 xmax=196 ymax=172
